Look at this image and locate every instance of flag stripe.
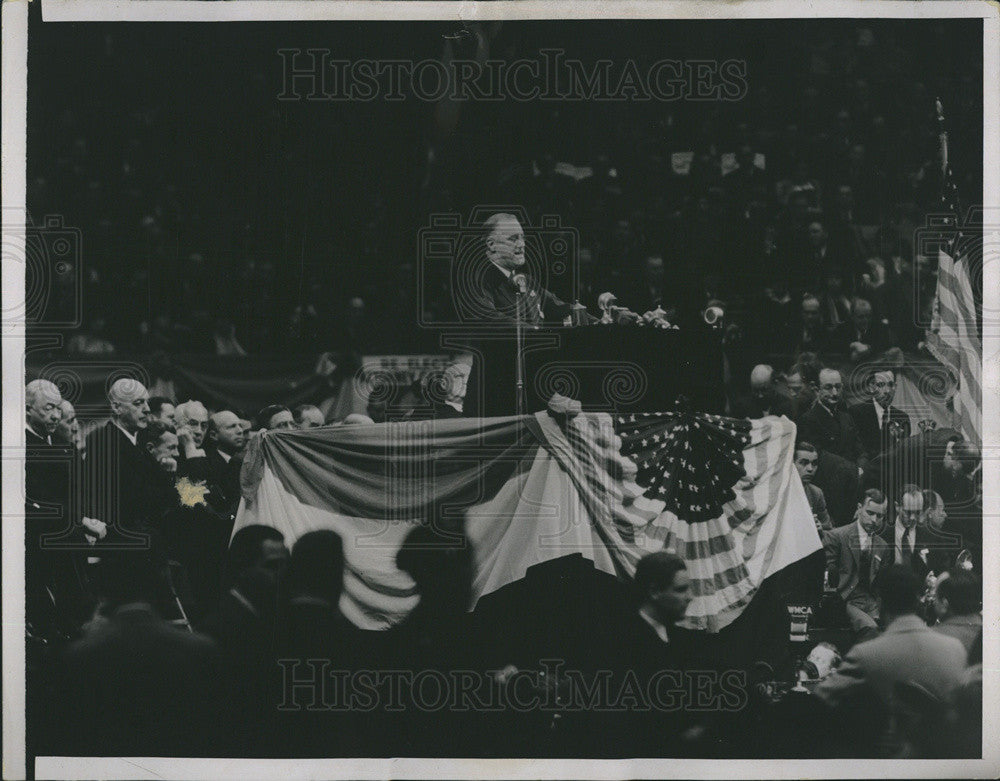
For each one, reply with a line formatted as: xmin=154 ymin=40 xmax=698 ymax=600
xmin=934 ymin=246 xmax=982 ymax=445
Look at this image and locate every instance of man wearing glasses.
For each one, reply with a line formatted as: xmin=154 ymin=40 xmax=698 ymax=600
xmin=797 ymin=367 xmax=864 ymax=467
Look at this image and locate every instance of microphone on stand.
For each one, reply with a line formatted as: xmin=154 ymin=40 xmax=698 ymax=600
xmin=512 ymin=273 xmax=527 ymax=417
xmin=598 ymin=292 xmax=618 ymax=324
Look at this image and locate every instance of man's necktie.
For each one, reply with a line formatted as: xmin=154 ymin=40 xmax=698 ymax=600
xmin=901 ymin=529 xmax=912 ymax=566
xmin=859 ymin=547 xmax=873 ymax=585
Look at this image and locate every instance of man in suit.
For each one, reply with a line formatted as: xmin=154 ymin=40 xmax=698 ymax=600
xmin=793 ymin=295 xmax=831 ymax=356
xmin=594 ymin=551 xmax=717 ymax=757
xmin=797 ymin=367 xmax=865 ymax=467
xmin=849 ymin=368 xmax=911 ymax=463
xmin=812 ymin=448 xmax=861 ymax=528
xmin=864 ymin=428 xmax=978 ymax=516
xmin=731 ymin=364 xmax=794 ymax=419
xmin=460 ymin=212 xmax=572 ymax=326
xmin=204 ymin=409 xmax=246 ymax=518
xmin=794 ymin=441 xmax=832 ymax=533
xmin=813 ymin=565 xmax=967 ymax=756
xmin=25 ymin=380 xmax=94 ymax=637
xmin=888 ymin=485 xmax=934 ymax=582
xmin=174 ymin=399 xmax=210 ymax=477
xmin=828 ymin=297 xmax=895 ymax=363
xmin=823 ymin=488 xmax=889 ymax=639
xmin=82 ymin=378 xmax=151 ymax=549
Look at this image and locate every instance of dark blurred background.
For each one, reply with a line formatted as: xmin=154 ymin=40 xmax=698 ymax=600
xmin=26 ymin=11 xmax=983 ymax=360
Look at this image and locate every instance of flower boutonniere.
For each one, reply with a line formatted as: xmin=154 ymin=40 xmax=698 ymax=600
xmin=176 ymin=476 xmax=210 ymax=508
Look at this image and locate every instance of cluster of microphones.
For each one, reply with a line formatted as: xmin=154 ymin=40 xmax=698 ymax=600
xmin=591 ymin=292 xmax=679 ymax=329
xmin=512 ymin=273 xmax=726 ymax=330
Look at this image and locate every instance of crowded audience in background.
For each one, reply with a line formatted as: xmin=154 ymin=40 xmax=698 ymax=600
xmin=22 ymin=16 xmax=982 ymax=763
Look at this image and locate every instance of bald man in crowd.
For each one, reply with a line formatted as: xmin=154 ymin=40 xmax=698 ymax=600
xmin=731 ymin=364 xmax=794 ymax=419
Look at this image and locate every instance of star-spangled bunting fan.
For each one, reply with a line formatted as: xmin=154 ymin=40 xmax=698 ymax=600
xmin=614 ymin=408 xmax=752 ymax=523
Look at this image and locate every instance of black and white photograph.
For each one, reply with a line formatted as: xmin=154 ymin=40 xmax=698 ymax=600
xmin=3 ymin=1 xmax=997 ymax=778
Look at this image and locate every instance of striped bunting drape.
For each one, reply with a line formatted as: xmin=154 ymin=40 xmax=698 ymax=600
xmin=237 ymin=411 xmax=820 ymax=632
xmin=532 ymin=411 xmax=820 ymax=632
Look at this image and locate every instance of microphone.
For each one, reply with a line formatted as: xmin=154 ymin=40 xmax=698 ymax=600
xmin=597 ymin=292 xmax=618 ymax=312
xmin=512 ymin=273 xmax=528 ymax=294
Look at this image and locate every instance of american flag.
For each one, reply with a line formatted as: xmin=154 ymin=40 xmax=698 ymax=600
xmin=925 ymin=99 xmax=982 ymax=446
xmin=238 ymin=407 xmax=820 ymax=632
xmin=541 ymin=408 xmax=817 ymax=632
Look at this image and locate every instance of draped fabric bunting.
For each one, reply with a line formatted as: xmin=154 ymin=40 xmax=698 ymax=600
xmin=236 ymin=408 xmax=820 ymax=632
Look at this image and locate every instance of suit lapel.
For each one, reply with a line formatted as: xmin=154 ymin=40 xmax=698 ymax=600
xmin=847 ymin=523 xmax=862 ymax=573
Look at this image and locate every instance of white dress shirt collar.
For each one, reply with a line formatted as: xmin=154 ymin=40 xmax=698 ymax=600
xmin=490 ymin=260 xmax=513 ymax=279
xmin=639 ymin=605 xmax=671 ymax=645
xmin=112 ymin=419 xmax=138 ymax=446
xmin=26 ymin=423 xmax=51 ymax=444
xmin=856 ymin=520 xmax=872 ymax=551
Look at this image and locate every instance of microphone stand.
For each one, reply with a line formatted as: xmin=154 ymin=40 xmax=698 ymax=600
xmin=515 ymin=286 xmax=526 ymax=418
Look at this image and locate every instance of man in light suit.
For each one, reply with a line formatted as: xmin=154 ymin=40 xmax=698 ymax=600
xmin=849 ymin=369 xmax=911 ymax=463
xmin=823 ymin=488 xmax=889 ymax=639
xmin=814 ymin=565 xmax=967 ymax=756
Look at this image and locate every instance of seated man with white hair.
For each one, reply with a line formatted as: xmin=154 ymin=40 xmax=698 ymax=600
xmin=174 ymin=399 xmax=210 ymax=471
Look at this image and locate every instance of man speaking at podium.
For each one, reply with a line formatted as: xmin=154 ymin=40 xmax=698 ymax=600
xmin=468 ymin=212 xmax=572 ymax=326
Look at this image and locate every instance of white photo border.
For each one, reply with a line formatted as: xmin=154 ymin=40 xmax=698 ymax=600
xmin=4 ymin=1 xmax=998 ymax=779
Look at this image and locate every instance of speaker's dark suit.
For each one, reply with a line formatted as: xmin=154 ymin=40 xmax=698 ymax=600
xmin=464 ymin=261 xmax=572 ymax=326
xmin=848 ymin=400 xmax=911 ymax=462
